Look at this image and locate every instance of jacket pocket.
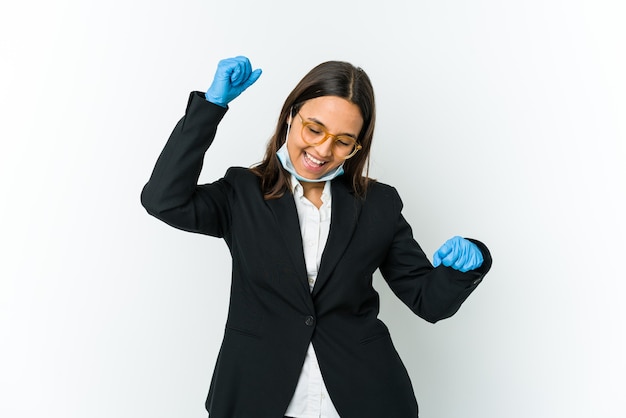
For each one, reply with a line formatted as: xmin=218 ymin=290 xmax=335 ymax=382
xmin=225 ymin=325 xmax=262 ymax=340
xmin=359 ymin=331 xmax=390 ymax=345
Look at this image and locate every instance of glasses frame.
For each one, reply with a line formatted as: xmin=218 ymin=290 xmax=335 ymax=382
xmin=297 ymin=112 xmax=362 ymax=160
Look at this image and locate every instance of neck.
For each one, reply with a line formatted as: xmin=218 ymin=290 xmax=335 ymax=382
xmin=300 ymin=180 xmax=325 ymax=209
xmin=301 ymin=180 xmax=325 ymax=193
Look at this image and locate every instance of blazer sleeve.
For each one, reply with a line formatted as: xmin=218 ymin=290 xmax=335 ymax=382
xmin=140 ymin=91 xmax=232 ymax=237
xmin=379 ymin=188 xmax=492 ymax=323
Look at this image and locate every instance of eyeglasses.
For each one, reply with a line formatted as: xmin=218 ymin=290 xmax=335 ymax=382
xmin=297 ymin=113 xmax=362 ymax=159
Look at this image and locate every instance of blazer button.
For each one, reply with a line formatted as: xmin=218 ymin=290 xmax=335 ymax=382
xmin=305 ymin=316 xmax=315 ymax=326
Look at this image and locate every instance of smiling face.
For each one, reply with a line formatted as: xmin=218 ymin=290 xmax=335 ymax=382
xmin=286 ymin=96 xmax=364 ymax=181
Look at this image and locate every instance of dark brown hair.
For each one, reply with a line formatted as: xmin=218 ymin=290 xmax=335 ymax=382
xmin=250 ymin=60 xmax=376 ymax=199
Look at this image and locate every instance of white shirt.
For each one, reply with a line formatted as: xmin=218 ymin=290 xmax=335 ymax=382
xmin=283 ymin=176 xmax=341 ymax=418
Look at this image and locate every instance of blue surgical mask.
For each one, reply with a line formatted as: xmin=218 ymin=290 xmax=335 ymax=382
xmin=276 ymin=141 xmax=344 ymax=183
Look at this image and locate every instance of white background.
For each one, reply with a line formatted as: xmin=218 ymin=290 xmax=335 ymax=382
xmin=1 ymin=1 xmax=625 ymax=417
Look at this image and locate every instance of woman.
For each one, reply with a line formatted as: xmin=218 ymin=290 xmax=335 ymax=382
xmin=141 ymin=56 xmax=491 ymax=418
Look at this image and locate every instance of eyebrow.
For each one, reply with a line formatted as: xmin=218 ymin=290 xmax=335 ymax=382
xmin=303 ymin=115 xmax=358 ymax=139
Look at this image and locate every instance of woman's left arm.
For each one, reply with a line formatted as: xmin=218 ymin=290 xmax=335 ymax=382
xmin=379 ymin=191 xmax=492 ymax=323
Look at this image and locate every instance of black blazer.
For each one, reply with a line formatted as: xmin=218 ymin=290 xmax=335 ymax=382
xmin=141 ymin=92 xmax=492 ymax=418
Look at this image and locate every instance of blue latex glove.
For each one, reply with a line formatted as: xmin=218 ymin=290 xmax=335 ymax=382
xmin=205 ymin=56 xmax=262 ymax=107
xmin=433 ymin=236 xmax=483 ymax=273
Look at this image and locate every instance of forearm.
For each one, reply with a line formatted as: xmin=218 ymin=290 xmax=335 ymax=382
xmin=381 ymin=214 xmax=492 ymax=323
xmin=141 ymin=91 xmax=229 ymax=231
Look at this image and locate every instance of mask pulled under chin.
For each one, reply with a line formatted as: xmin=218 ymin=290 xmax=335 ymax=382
xmin=276 ymin=142 xmax=344 ymax=183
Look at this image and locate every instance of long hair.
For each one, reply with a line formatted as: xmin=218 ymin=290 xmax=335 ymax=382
xmin=250 ymin=61 xmax=376 ymax=199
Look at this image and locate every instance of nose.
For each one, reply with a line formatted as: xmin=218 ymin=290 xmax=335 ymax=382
xmin=315 ymin=137 xmax=334 ymax=159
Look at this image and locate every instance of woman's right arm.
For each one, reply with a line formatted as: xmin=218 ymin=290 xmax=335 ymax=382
xmin=141 ymin=56 xmax=262 ymax=237
xmin=140 ymin=92 xmax=232 ymax=237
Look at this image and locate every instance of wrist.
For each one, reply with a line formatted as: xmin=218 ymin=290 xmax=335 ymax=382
xmin=205 ymin=91 xmax=228 ymax=108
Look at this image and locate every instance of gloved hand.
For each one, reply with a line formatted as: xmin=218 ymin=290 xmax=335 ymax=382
xmin=433 ymin=236 xmax=483 ymax=272
xmin=205 ymin=56 xmax=262 ymax=107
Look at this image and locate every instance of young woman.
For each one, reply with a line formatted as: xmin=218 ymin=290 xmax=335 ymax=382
xmin=141 ymin=56 xmax=492 ymax=418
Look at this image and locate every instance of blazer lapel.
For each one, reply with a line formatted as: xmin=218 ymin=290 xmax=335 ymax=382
xmin=312 ymin=179 xmax=362 ymax=297
xmin=266 ymin=192 xmax=309 ymax=294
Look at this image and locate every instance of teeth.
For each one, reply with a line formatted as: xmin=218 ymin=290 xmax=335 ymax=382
xmin=306 ymin=152 xmax=325 ymax=165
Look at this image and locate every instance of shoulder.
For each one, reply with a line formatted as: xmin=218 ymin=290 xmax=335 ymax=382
xmin=366 ymin=179 xmax=399 ymax=196
xmin=333 ymin=176 xmax=403 ymax=211
xmin=364 ymin=179 xmax=403 ymax=208
xmin=203 ymin=167 xmax=263 ymax=208
xmin=223 ymin=167 xmax=262 ymax=192
xmin=222 ymin=166 xmax=259 ymax=184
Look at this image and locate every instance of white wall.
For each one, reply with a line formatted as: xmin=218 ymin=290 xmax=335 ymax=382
xmin=1 ymin=1 xmax=624 ymax=417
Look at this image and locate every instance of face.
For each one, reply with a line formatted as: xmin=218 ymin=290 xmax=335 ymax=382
xmin=286 ymin=96 xmax=364 ymax=180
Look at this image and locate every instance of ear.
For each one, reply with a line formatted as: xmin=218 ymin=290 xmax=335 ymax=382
xmin=287 ymin=106 xmax=294 ymax=126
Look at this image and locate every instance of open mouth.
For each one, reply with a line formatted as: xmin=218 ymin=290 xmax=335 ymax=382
xmin=304 ymin=152 xmax=327 ymax=167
